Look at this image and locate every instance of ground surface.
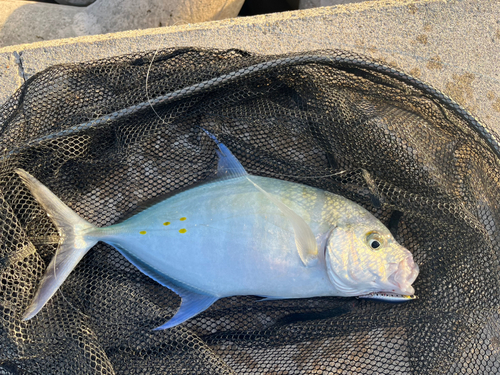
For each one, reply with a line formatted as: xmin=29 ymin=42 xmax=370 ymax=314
xmin=0 ymin=0 xmax=498 ymax=132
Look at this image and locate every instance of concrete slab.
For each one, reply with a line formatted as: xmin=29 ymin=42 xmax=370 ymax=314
xmin=0 ymin=0 xmax=499 ymax=133
xmin=0 ymin=49 xmax=22 ymax=105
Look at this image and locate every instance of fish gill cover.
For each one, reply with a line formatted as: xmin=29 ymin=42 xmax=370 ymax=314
xmin=0 ymin=48 xmax=499 ymax=374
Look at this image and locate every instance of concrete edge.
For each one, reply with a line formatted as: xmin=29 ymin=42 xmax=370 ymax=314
xmin=0 ymin=0 xmax=435 ymax=54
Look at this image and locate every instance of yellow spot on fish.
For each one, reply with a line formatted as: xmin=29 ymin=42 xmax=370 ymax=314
xmin=179 ymin=228 xmax=187 ymax=234
xmin=163 ymin=222 xmax=171 ymax=226
xmin=140 ymin=231 xmax=147 ymax=235
xmin=180 ymin=217 xmax=187 ymax=221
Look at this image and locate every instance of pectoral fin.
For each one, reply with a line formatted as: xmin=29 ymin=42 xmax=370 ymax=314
xmin=246 ymin=177 xmax=318 ymax=267
xmin=202 ymin=129 xmax=318 ymax=266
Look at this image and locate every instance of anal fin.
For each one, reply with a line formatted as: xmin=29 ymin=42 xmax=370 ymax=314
xmin=154 ymin=293 xmax=218 ymax=330
xmin=258 ymin=296 xmax=291 ymax=301
xmin=108 ymin=243 xmax=218 ymax=330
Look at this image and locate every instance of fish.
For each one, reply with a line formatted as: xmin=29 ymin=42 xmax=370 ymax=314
xmin=357 ymin=292 xmax=418 ymax=303
xmin=15 ymin=132 xmax=419 ymax=330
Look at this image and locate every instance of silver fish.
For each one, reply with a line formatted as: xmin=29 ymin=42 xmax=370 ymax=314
xmin=358 ymin=292 xmax=418 ymax=303
xmin=16 ymin=134 xmax=419 ymax=329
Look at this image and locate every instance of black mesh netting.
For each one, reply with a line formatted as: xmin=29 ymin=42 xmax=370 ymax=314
xmin=1 ymin=47 xmax=500 ymax=374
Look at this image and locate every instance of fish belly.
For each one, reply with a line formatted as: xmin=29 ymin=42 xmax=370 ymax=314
xmin=100 ymin=176 xmax=336 ymax=298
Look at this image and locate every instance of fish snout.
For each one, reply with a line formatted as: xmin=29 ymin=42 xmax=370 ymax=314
xmin=389 ymin=256 xmax=419 ymax=295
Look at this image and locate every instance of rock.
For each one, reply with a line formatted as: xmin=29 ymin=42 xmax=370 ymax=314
xmin=0 ymin=0 xmax=245 ymax=48
xmin=299 ymin=0 xmax=374 ymax=8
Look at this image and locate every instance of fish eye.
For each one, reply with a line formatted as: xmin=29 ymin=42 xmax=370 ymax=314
xmin=366 ymin=232 xmax=384 ymax=250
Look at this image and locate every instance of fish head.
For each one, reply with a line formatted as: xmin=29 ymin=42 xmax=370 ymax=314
xmin=324 ymin=217 xmax=419 ymax=297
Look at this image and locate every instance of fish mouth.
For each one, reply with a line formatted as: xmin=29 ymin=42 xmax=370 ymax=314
xmin=387 ymin=256 xmax=419 ymax=295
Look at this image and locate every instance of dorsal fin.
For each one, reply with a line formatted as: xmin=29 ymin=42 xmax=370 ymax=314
xmin=202 ymin=129 xmax=248 ymax=181
xmin=202 ymin=129 xmax=318 ymax=267
xmin=115 ymin=130 xmax=247 ymax=222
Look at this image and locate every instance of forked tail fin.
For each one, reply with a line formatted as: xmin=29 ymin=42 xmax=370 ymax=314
xmin=15 ymin=169 xmax=98 ymax=320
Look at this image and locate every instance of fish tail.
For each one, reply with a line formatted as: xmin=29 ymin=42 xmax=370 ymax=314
xmin=16 ymin=169 xmax=99 ymax=321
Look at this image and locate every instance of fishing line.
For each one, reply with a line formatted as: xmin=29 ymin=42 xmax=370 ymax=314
xmin=57 ymin=289 xmax=91 ymax=320
xmin=244 ymin=168 xmax=348 ymax=179
xmin=144 ymin=39 xmax=347 ymax=181
xmin=7 ymin=51 xmax=490 ymax=169
xmin=145 ymin=0 xmax=231 ymax=127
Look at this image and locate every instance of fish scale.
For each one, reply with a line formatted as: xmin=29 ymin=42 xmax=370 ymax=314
xmin=101 ymin=176 xmax=336 ymax=298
